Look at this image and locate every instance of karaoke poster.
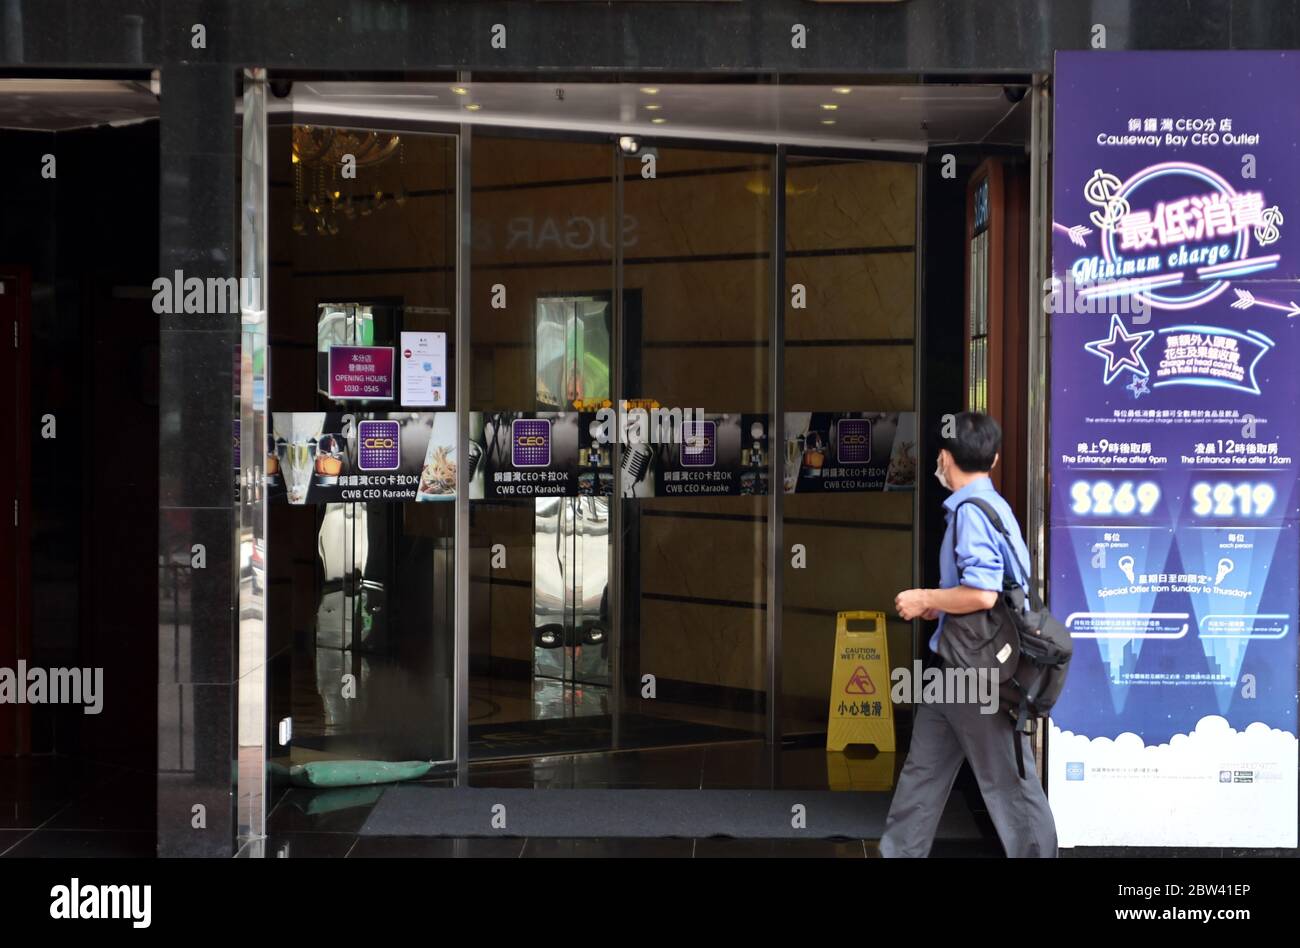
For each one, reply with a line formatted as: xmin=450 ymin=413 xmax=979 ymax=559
xmin=267 ymin=412 xmax=455 ymax=504
xmin=782 ymin=412 xmax=918 ymax=493
xmin=1048 ymin=51 xmax=1300 ymax=847
xmin=468 ymin=412 xmax=598 ymax=498
xmin=651 ymin=413 xmax=771 ymax=497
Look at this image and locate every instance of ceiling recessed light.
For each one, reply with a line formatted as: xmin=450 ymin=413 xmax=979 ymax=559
xmin=644 ymin=103 xmax=662 ymax=111
xmin=833 ymin=87 xmax=852 ymax=95
xmin=465 ymin=103 xmax=482 ymax=111
xmin=651 ymin=117 xmax=667 ymax=124
xmin=451 ymin=87 xmax=468 ymax=95
xmin=821 ymin=103 xmax=838 ymax=111
xmin=640 ymin=87 xmax=659 ymax=95
xmin=821 ymin=119 xmax=837 ymax=126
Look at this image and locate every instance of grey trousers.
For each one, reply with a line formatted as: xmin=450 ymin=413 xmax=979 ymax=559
xmin=879 ymin=697 xmax=1058 ymax=857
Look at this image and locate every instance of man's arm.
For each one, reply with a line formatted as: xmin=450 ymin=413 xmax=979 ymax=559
xmin=895 ymin=584 xmax=997 ymax=621
xmin=895 ymin=504 xmax=1003 ymax=620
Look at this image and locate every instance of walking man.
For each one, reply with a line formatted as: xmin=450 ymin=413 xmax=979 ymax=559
xmin=881 ymin=412 xmax=1057 ymax=858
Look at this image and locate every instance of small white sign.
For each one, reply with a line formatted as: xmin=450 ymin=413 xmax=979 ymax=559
xmin=400 ymin=331 xmax=447 ymax=407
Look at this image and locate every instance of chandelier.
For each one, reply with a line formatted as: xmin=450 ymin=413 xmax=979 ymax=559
xmin=291 ymin=125 xmax=407 ymax=236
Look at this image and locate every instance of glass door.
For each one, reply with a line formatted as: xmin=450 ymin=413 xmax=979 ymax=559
xmin=467 ymin=133 xmax=618 ymax=760
xmin=264 ymin=114 xmax=459 ymax=788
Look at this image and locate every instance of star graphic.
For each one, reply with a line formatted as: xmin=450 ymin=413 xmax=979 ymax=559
xmin=1085 ymin=314 xmax=1155 ymax=385
xmin=1126 ymin=373 xmax=1150 ymax=399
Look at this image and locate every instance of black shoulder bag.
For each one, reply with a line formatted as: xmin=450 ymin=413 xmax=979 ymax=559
xmin=935 ymin=497 xmax=1073 ymax=777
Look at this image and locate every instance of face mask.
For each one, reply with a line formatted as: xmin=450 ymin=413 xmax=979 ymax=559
xmin=934 ymin=456 xmax=952 ymax=492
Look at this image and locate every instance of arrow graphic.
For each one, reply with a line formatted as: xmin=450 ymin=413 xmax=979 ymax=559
xmin=1053 ymin=221 xmax=1093 ymax=247
xmin=1230 ymin=288 xmax=1300 ymax=318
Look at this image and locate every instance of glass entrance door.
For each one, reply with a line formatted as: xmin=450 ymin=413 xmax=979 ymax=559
xmin=264 ymin=114 xmax=459 ymax=789
xmin=467 ymin=134 xmax=619 ymax=759
xmin=467 ymin=133 xmax=773 ymax=764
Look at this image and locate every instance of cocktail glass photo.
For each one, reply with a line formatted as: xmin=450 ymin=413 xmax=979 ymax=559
xmin=783 ymin=435 xmax=804 ymax=493
xmin=278 ymin=438 xmax=317 ymax=504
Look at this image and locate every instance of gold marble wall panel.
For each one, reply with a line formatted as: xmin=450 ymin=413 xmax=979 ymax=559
xmin=469 ymin=346 xmax=533 ymax=411
xmin=623 ymin=158 xmax=772 ymax=259
xmin=783 ymin=525 xmax=911 ymax=616
xmin=479 ymin=581 xmax=533 ymax=663
xmin=287 ymin=272 xmax=452 ymax=316
xmin=639 ymin=599 xmax=764 ymax=692
xmin=629 ymin=260 xmax=768 ymax=343
xmin=785 ymin=343 xmax=913 ymax=410
xmin=638 ymin=514 xmax=766 ymax=606
xmin=472 ymin=137 xmax=612 ymax=189
xmin=625 ymin=149 xmax=770 ymax=176
xmin=638 ymin=346 xmax=768 ymax=411
xmin=784 ymin=252 xmax=915 ymax=341
xmin=469 ymin=503 xmax=535 ymax=585
xmin=471 ymin=188 xmax=616 ymax=269
xmin=786 ymin=160 xmax=916 ymax=250
xmin=784 ymin=491 xmax=913 ymax=526
xmin=469 ymin=502 xmax=537 ymax=662
xmin=403 ymin=499 xmax=455 ymax=539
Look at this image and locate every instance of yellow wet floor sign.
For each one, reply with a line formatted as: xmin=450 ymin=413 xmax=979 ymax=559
xmin=826 ymin=610 xmax=895 ymax=753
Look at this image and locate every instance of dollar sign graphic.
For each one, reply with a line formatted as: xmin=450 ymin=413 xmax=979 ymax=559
xmin=1084 ymin=168 xmax=1129 ymax=231
xmin=1254 ymin=206 xmax=1283 ymax=246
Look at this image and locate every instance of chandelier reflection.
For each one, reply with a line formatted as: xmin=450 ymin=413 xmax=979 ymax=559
xmin=291 ymin=125 xmax=407 ymax=236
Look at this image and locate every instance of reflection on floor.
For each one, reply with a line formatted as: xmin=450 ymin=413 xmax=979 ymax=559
xmin=0 ymin=756 xmax=155 ymax=858
xmin=468 ymin=674 xmax=766 ymax=759
xmin=286 ymin=644 xmax=453 ymax=763
xmin=471 ymin=674 xmax=766 ymax=733
xmin=471 ymin=714 xmax=759 ymax=759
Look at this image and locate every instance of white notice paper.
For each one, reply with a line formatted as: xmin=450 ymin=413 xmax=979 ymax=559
xmin=400 ymin=331 xmax=447 ymax=407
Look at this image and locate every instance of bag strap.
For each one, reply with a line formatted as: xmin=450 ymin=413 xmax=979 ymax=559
xmin=954 ymin=496 xmax=1044 ymax=612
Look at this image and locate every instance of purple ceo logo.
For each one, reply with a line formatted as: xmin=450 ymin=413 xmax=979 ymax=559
xmin=512 ymin=418 xmax=551 ymax=467
xmin=681 ymin=421 xmax=716 ymax=468
xmin=357 ymin=419 xmax=401 ymax=471
xmin=837 ymin=419 xmax=872 ymax=465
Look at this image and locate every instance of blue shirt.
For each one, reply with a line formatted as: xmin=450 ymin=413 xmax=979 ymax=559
xmin=928 ymin=477 xmax=1033 ymax=653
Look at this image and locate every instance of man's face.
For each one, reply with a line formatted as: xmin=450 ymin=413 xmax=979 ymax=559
xmin=935 ymin=449 xmax=952 ymax=489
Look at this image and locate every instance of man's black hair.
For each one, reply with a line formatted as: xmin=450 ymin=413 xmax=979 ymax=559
xmin=938 ymin=411 xmax=1002 ymax=473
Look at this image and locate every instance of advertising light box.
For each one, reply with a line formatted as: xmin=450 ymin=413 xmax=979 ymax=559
xmin=1049 ymin=51 xmax=1300 ymax=849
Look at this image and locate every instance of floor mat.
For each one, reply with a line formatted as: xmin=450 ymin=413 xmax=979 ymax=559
xmin=359 ymin=785 xmax=985 ymax=839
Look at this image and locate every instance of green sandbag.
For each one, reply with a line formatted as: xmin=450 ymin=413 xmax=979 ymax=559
xmin=289 ymin=759 xmax=434 ymax=788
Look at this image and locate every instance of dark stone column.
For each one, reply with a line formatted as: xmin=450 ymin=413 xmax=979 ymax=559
xmin=156 ymin=56 xmax=239 ymax=858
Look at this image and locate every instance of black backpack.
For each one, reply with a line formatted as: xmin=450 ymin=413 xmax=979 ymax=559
xmin=936 ymin=496 xmax=1073 ymax=777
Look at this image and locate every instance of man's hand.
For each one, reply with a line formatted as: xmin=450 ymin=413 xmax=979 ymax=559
xmin=894 ymin=588 xmax=932 ymax=621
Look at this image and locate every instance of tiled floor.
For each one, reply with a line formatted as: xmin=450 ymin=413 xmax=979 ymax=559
xmin=0 ymin=756 xmax=155 ymax=859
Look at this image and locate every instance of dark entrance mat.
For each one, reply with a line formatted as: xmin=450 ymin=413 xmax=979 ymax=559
xmin=469 ymin=713 xmax=758 ymax=759
xmin=359 ymin=785 xmax=985 ymax=840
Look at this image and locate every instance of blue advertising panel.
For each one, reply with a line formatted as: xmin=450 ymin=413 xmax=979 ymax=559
xmin=1049 ymin=51 xmax=1299 ymax=847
